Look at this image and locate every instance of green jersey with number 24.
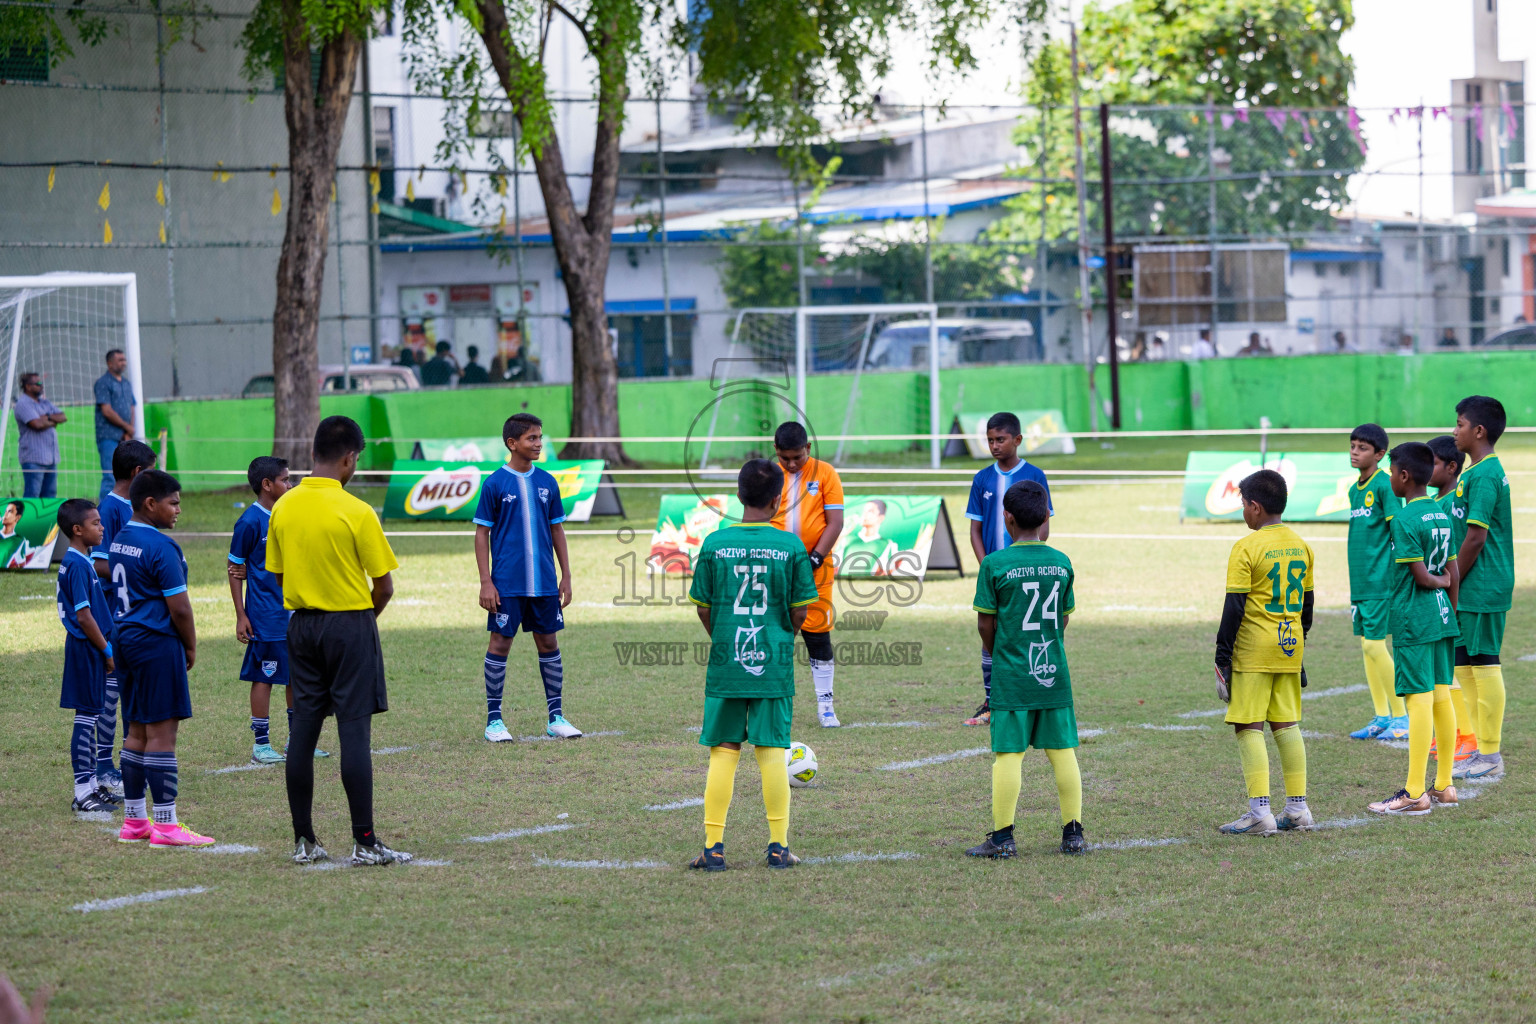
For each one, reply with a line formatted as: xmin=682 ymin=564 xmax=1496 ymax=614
xmin=973 ymin=541 xmax=1077 ymax=710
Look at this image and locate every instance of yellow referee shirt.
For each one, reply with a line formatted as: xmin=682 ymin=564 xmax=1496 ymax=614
xmin=268 ymin=477 xmax=399 ymax=611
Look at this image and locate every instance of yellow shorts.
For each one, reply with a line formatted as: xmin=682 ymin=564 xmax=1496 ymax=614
xmin=1225 ymin=671 xmax=1302 ymax=725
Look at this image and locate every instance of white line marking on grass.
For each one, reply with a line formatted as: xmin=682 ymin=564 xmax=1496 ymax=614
xmin=1051 ymin=531 xmax=1346 ymax=544
xmin=1459 ymin=775 xmax=1504 ymax=800
xmin=844 ymin=721 xmax=934 ymax=729
xmin=1138 ymin=723 xmax=1210 ymax=732
xmin=464 ymin=823 xmax=577 ymax=843
xmin=1177 ymin=709 xmax=1227 ymax=719
xmin=557 ymin=812 xmax=569 ymax=819
xmin=1077 ymin=728 xmax=1110 ymax=739
xmin=1301 ymin=684 xmax=1369 ymax=701
xmin=304 ymin=857 xmax=451 ymax=871
xmin=1313 ymin=816 xmax=1382 ymax=830
xmin=1519 ymin=653 xmax=1536 ymax=662
xmin=200 ymin=844 xmax=260 ymax=855
xmin=206 ymin=762 xmax=266 ymax=775
xmin=411 ymin=859 xmax=454 ymax=866
xmin=685 ymin=726 xmax=703 ymax=734
xmin=516 ymin=730 xmax=624 ymax=742
xmin=534 ymin=856 xmax=667 ymax=870
xmin=644 ymin=797 xmax=706 ymax=812
xmin=1300 ymin=731 xmax=1338 ymax=739
xmin=1101 ymin=604 xmax=1199 ymax=613
xmin=1378 ymin=740 xmax=1410 ymax=750
xmin=17 ymin=593 xmax=51 ymax=601
xmin=877 ymin=747 xmax=990 ymax=771
xmin=73 ymin=886 xmax=210 ymax=913
xmin=802 ymin=851 xmax=921 ymax=865
xmin=1085 ymin=837 xmax=1187 ymax=851
xmin=74 ymin=811 xmax=115 ymax=823
xmin=811 ymin=954 xmax=940 ymax=990
xmin=373 ymin=746 xmax=412 ymax=755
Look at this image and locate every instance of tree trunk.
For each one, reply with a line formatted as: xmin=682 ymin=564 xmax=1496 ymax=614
xmin=271 ymin=5 xmax=363 ymax=469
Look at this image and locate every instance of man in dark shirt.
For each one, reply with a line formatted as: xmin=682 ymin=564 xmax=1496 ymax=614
xmin=94 ymin=349 xmax=137 ymax=502
xmin=460 ymin=346 xmax=490 ymax=385
xmin=419 ymin=341 xmax=458 ymax=387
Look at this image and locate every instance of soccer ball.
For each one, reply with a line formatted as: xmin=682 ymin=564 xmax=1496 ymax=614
xmin=786 ymin=742 xmax=818 ymax=787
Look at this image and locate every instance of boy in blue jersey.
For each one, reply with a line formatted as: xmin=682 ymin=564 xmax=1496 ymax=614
xmin=108 ymin=468 xmax=214 ymax=848
xmin=88 ymin=438 xmax=156 ymax=796
xmin=55 ymin=498 xmax=121 ymax=815
xmin=229 ymin=456 xmax=313 ymax=765
xmin=963 ymin=411 xmax=1052 ymax=726
xmin=474 ymin=413 xmax=580 ymax=740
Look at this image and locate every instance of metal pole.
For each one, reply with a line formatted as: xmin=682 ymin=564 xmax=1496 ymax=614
xmin=1099 ymin=102 xmax=1120 ymax=430
xmin=1067 ymin=21 xmax=1098 ymax=432
xmin=920 ymin=103 xmax=935 ymax=305
xmin=154 ymin=1 xmax=179 ymax=395
xmin=1207 ymin=96 xmax=1218 ymax=351
xmin=335 ymin=188 xmax=350 ymax=390
xmin=656 ymin=92 xmax=674 ymax=376
xmin=1037 ymin=98 xmax=1049 ymax=360
xmin=795 ymin=306 xmax=807 ymax=416
xmin=362 ymin=44 xmax=379 ymax=361
xmin=1415 ymin=98 xmax=1425 ymax=350
xmin=513 ymin=120 xmax=528 ymax=374
xmin=928 ymin=304 xmax=940 ymax=468
xmin=834 ymin=314 xmax=876 ymax=463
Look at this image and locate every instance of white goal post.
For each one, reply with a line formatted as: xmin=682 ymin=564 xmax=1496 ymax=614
xmin=0 ymin=273 xmax=146 ymax=495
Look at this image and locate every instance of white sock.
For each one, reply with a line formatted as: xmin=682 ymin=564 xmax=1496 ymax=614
xmin=811 ymin=658 xmax=834 ymax=707
xmin=1249 ymin=796 xmax=1270 ymax=815
xmin=152 ymin=801 xmax=177 ymax=825
xmin=125 ymin=797 xmax=147 ymax=819
xmin=74 ymin=780 xmax=95 ymax=801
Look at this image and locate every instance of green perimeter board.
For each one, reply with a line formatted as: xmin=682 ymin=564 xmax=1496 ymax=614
xmin=383 ymin=459 xmax=606 ymax=522
xmin=1182 ymin=450 xmax=1358 ymax=522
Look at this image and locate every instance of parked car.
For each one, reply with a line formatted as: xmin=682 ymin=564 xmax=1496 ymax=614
xmin=240 ymin=364 xmax=420 ymax=398
xmin=864 ymin=318 xmax=1038 ymax=370
xmin=1479 ymin=324 xmax=1536 ymax=348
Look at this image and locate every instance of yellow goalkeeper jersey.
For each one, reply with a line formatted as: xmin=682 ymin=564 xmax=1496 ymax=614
xmin=1226 ymin=523 xmax=1315 ymax=673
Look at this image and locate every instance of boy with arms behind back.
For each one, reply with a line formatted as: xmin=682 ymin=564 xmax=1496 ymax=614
xmin=687 ymin=459 xmax=819 ymax=871
xmin=1427 ymin=434 xmax=1477 ymax=764
xmin=963 ymin=412 xmax=1052 ymax=727
xmin=1213 ymin=470 xmax=1315 ymax=836
xmin=55 ymin=499 xmax=121 ymax=814
xmin=965 ymin=480 xmax=1085 ymax=858
xmin=1345 ymin=424 xmax=1408 ymax=740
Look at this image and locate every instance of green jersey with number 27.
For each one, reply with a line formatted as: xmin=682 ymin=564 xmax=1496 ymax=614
xmin=1389 ymin=496 xmax=1459 ymax=646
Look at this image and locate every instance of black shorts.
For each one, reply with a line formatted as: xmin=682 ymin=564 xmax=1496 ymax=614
xmin=287 ymin=610 xmax=388 ymax=723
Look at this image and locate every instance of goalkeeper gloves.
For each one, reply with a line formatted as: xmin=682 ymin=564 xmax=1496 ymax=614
xmin=1214 ymin=664 xmax=1231 ymax=704
xmin=808 ymin=550 xmax=825 ymax=570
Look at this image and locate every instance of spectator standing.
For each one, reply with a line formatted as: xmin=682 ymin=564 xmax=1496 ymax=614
xmin=13 ymin=373 xmax=65 ymax=498
xmin=1129 ymin=332 xmax=1149 ymax=362
xmin=1149 ymin=335 xmax=1168 ymax=361
xmin=419 ymin=340 xmax=459 ymax=387
xmin=1192 ymin=329 xmax=1218 ymax=360
xmin=1236 ymin=332 xmax=1272 ymax=357
xmin=93 ymin=349 xmax=136 ymax=502
xmin=1439 ymin=327 xmax=1460 ymax=349
xmin=1332 ymin=331 xmax=1359 ymax=354
xmin=460 ymin=345 xmax=490 ymax=385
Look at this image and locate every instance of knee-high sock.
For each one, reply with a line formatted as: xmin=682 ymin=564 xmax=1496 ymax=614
xmin=1450 ymin=675 xmax=1477 ymax=743
xmin=1236 ymin=728 xmax=1269 ymax=799
xmin=1457 ymin=664 xmax=1480 ymax=741
xmin=96 ymin=673 xmax=120 ymax=774
xmin=1432 ymin=684 xmax=1457 ymax=790
xmin=702 ymin=746 xmax=740 ymax=846
xmin=336 ymin=716 xmax=375 ymax=844
xmin=538 ymin=650 xmax=564 ymax=721
xmin=991 ymin=752 xmax=1025 ymax=831
xmin=755 ymin=745 xmax=791 ymax=846
xmin=981 ymin=647 xmax=993 ymax=701
xmin=484 ymin=652 xmax=507 ymax=725
xmin=1405 ymin=691 xmax=1433 ymax=798
xmin=1271 ymin=725 xmax=1307 ymax=799
xmin=285 ymin=714 xmax=323 ymax=842
xmin=119 ymin=748 xmax=147 ymax=819
xmin=1471 ymin=665 xmax=1505 ymax=754
xmin=811 ymin=659 xmax=835 ymax=706
xmin=71 ymin=713 xmax=96 ymax=799
xmin=1045 ymin=748 xmax=1083 ymax=825
xmin=1361 ymin=638 xmax=1403 ymax=718
xmin=142 ymin=751 xmax=179 ymax=824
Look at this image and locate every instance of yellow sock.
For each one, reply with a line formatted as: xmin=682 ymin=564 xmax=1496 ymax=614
xmin=1235 ymin=728 xmax=1269 ymax=799
xmin=1361 ymin=638 xmax=1396 ymax=717
xmin=703 ymin=746 xmax=740 ymax=846
xmin=1405 ymin=691 xmax=1433 ymax=798
xmin=1471 ymin=665 xmax=1505 ymax=754
xmin=754 ymin=745 xmax=791 ymax=846
xmin=992 ymin=752 xmax=1025 ymax=830
xmin=1457 ymin=665 xmax=1480 ymax=743
xmin=1450 ymin=677 xmax=1477 ymax=744
xmin=1271 ymin=725 xmax=1307 ymax=799
xmin=1045 ymin=748 xmax=1082 ymax=825
xmin=1432 ymin=684 xmax=1457 ymax=790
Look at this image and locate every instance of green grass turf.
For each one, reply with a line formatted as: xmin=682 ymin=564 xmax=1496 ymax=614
xmin=4 ymin=453 xmax=1536 ymax=1023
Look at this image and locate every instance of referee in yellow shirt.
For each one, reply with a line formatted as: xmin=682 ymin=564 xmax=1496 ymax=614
xmin=268 ymin=416 xmax=410 ymax=866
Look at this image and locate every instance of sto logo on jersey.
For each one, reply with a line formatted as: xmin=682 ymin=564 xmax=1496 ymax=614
xmin=1277 ymin=619 xmax=1298 ymax=658
xmin=262 ymin=660 xmax=278 ymax=678
xmin=734 ymin=622 xmax=766 ymax=676
xmin=1029 ymin=640 xmax=1058 ymax=687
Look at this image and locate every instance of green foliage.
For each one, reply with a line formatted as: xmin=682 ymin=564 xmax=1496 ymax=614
xmin=718 ymin=219 xmax=806 ymax=309
xmin=0 ymin=0 xmax=205 ymax=69
xmin=240 ymin=0 xmax=384 ymax=88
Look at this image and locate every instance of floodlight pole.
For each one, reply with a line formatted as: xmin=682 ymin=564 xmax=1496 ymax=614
xmin=1099 ymin=102 xmax=1121 ymax=430
xmin=1067 ymin=20 xmax=1099 ymax=433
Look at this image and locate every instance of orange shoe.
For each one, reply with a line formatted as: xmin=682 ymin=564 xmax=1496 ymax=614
xmin=1454 ymin=734 xmax=1478 ymax=762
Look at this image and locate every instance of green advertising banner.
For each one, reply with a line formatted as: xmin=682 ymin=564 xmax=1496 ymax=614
xmin=383 ymin=459 xmax=608 ymax=522
xmin=411 ymin=438 xmax=507 ymax=462
xmin=951 ymin=409 xmax=1076 ymax=458
xmin=0 ymin=497 xmax=65 ymax=570
xmin=1182 ymin=451 xmax=1357 ymax=522
xmin=649 ymin=494 xmax=962 ymax=578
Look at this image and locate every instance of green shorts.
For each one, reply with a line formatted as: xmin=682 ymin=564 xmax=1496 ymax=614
xmin=1351 ymin=599 xmax=1390 ymax=641
xmin=990 ymin=706 xmax=1079 ymax=753
xmin=1394 ymin=638 xmax=1454 ymax=696
xmin=1455 ymin=609 xmax=1505 ymax=658
xmin=699 ymin=695 xmax=793 ymax=749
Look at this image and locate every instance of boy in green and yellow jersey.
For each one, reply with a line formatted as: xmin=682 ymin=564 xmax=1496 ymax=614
xmin=1450 ymin=396 xmax=1513 ymax=781
xmin=1427 ymin=434 xmax=1477 ymax=764
xmin=1213 ymin=469 xmax=1316 ymax=836
xmin=1346 ymin=423 xmax=1408 ymax=741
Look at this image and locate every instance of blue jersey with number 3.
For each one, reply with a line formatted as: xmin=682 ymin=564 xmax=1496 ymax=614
xmin=92 ymin=492 xmax=134 ymax=581
xmin=107 ymin=521 xmax=188 ymax=638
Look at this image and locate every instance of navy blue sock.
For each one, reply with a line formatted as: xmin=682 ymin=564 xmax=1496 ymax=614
xmin=142 ymin=751 xmax=179 ymax=824
xmin=484 ymin=653 xmax=507 ymax=725
xmin=120 ymin=748 xmax=147 ymax=817
xmin=252 ymin=716 xmax=270 ymax=746
xmin=539 ymin=650 xmax=563 ymax=721
xmin=981 ymin=647 xmax=993 ymax=702
xmin=96 ymin=674 xmax=120 ymax=774
xmin=71 ymin=713 xmax=96 ymax=798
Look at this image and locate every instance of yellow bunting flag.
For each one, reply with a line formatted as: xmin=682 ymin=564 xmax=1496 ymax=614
xmin=404 ymin=177 xmax=415 ymax=202
xmin=98 ymin=182 xmax=111 ymax=211
xmin=331 ymin=181 xmax=337 ymax=203
xmin=159 ymin=221 xmax=167 ymax=244
xmin=497 ymin=207 xmax=507 ymax=232
xmin=47 ymin=167 xmax=55 ymax=193
xmin=213 ymin=161 xmax=231 ymax=183
xmin=103 ymin=219 xmax=113 ymax=244
xmin=495 ymin=175 xmax=507 ymax=196
xmin=369 ymin=169 xmax=381 ymax=196
xmin=155 ymin=180 xmax=166 ymax=206
xmin=371 ymin=201 xmax=379 ymax=215
xmin=271 ymin=186 xmax=282 ymax=216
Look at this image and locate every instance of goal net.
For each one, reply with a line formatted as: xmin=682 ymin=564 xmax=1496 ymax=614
xmin=0 ymin=274 xmax=145 ymax=497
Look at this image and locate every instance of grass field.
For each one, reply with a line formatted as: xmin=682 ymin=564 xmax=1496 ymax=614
xmin=4 ymin=439 xmax=1536 ymax=1022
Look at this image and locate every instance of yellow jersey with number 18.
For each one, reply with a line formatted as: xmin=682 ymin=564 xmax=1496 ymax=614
xmin=1226 ymin=523 xmax=1316 ymax=674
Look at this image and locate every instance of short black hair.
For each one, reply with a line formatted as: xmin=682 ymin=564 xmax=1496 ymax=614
xmin=104 ymin=348 xmax=123 ymax=362
xmin=313 ymin=415 xmax=366 ymax=462
xmin=112 ymin=439 xmax=157 ymax=481
xmin=1349 ymin=423 xmax=1389 ymax=453
xmin=18 ymin=372 xmax=39 ymax=387
xmin=129 ymin=468 xmax=181 ymax=511
xmin=773 ymin=421 xmax=809 ymax=451
xmin=1238 ymin=469 xmax=1288 ymax=515
xmin=503 ymin=412 xmax=543 ymax=441
xmin=435 ymin=340 xmax=451 ymax=354
xmin=737 ymin=458 xmax=783 ymax=509
xmin=57 ymin=498 xmax=97 ymax=539
xmin=6 ymin=499 xmax=23 ymax=518
xmin=248 ymin=455 xmax=289 ymax=495
xmin=1003 ymin=480 xmax=1050 ymax=530
xmin=1389 ymin=442 xmax=1435 ymax=486
xmin=986 ymin=412 xmax=1022 ymax=436
xmin=467 ymin=345 xmax=479 ymax=359
xmin=1456 ymin=395 xmax=1506 ymax=445
xmin=1427 ymin=434 xmax=1464 ymax=474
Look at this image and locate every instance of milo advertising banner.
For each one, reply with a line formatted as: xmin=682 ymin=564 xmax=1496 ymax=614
xmin=0 ymin=497 xmax=64 ymax=570
xmin=384 ymin=459 xmax=614 ymax=522
xmin=1182 ymin=451 xmax=1357 ymax=522
xmin=410 ymin=438 xmax=506 ymax=462
xmin=649 ymin=494 xmax=962 ymax=577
